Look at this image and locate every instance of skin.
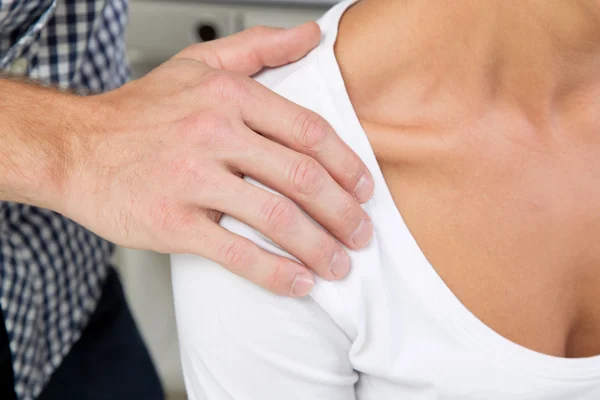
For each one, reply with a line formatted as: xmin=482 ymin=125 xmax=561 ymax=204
xmin=0 ymin=23 xmax=375 ymax=298
xmin=337 ymin=0 xmax=600 ymax=357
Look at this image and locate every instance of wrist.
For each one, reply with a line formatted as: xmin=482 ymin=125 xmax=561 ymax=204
xmin=0 ymin=79 xmax=82 ymax=211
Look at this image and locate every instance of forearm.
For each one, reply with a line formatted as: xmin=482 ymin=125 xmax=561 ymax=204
xmin=0 ymin=77 xmax=80 ymax=209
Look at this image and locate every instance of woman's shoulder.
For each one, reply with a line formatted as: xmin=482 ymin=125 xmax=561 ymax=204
xmin=252 ymin=2 xmax=353 ymax=119
xmin=252 ymin=44 xmax=332 ymax=117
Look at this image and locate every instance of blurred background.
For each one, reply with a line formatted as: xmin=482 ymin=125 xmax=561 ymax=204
xmin=118 ymin=1 xmax=336 ymax=398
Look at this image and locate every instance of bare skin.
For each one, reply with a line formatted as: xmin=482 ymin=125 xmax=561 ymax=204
xmin=337 ymin=0 xmax=600 ymax=358
xmin=0 ymin=24 xmax=375 ymax=298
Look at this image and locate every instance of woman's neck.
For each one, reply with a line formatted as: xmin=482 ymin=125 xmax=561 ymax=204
xmin=337 ymin=0 xmax=600 ymax=127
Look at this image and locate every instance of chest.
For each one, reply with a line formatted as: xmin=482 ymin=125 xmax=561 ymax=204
xmin=368 ymin=116 xmax=600 ymax=358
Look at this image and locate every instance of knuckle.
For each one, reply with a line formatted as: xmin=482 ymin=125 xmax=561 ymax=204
xmin=180 ymin=112 xmax=232 ymax=146
xmin=202 ymin=70 xmax=230 ymax=92
xmin=150 ymin=197 xmax=189 ymax=232
xmin=219 ymin=239 xmax=255 ymax=272
xmin=169 ymin=157 xmax=220 ymax=192
xmin=249 ymin=25 xmax=274 ymax=38
xmin=183 ymin=226 xmax=210 ymax=252
xmin=293 ymin=111 xmax=330 ymax=149
xmin=288 ymin=156 xmax=323 ymax=196
xmin=342 ymin=151 xmax=361 ymax=178
xmin=265 ymin=261 xmax=284 ymax=288
xmin=175 ymin=225 xmax=209 ymax=255
xmin=203 ymin=71 xmax=247 ymax=102
xmin=260 ymin=196 xmax=298 ymax=234
xmin=169 ymin=156 xmax=198 ymax=181
xmin=313 ymin=235 xmax=333 ymax=266
xmin=200 ymin=48 xmax=225 ymax=70
xmin=339 ymin=196 xmax=359 ymax=225
xmin=195 ymin=170 xmax=223 ymax=194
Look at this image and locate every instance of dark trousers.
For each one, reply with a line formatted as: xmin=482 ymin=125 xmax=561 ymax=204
xmin=1 ymin=268 xmax=164 ymax=400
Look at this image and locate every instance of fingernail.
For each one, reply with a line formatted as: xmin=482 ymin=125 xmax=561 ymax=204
xmin=352 ymin=217 xmax=374 ymax=248
xmin=354 ymin=174 xmax=375 ymax=203
xmin=291 ymin=274 xmax=314 ymax=297
xmin=330 ymin=250 xmax=351 ymax=278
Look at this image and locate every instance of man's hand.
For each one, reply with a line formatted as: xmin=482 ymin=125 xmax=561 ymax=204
xmin=63 ymin=23 xmax=375 ymax=296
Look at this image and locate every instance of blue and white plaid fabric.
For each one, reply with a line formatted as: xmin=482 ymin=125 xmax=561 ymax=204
xmin=0 ymin=0 xmax=130 ymax=398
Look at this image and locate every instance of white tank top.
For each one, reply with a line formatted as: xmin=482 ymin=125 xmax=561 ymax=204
xmin=171 ymin=1 xmax=600 ymax=398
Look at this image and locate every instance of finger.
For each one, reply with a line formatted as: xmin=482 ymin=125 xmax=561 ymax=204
xmin=198 ymin=173 xmax=352 ymax=280
xmin=181 ymin=213 xmax=315 ymax=297
xmin=232 ymin=130 xmax=373 ymax=251
xmin=174 ymin=22 xmax=321 ymax=75
xmin=235 ymin=78 xmax=375 ymax=203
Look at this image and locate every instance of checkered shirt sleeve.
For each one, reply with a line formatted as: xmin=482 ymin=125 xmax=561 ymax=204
xmin=0 ymin=0 xmax=130 ymax=398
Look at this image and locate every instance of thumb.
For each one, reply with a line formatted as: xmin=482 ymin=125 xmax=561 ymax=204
xmin=174 ymin=22 xmax=321 ymax=75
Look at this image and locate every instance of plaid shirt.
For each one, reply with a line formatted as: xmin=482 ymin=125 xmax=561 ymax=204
xmin=0 ymin=0 xmax=130 ymax=398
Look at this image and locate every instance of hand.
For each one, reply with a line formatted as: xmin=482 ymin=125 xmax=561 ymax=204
xmin=62 ymin=23 xmax=375 ymax=297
